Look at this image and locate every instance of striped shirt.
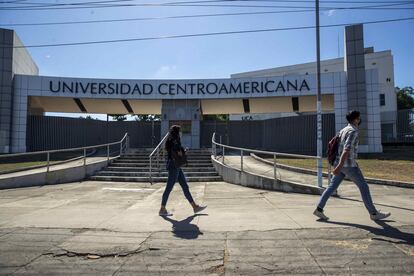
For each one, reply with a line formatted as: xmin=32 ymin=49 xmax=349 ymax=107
xmin=335 ymin=123 xmax=359 ymax=167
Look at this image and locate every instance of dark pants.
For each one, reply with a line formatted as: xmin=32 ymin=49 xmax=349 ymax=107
xmin=161 ymin=162 xmax=194 ymax=207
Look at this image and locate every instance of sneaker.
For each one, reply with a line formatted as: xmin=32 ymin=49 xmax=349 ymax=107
xmin=159 ymin=210 xmax=173 ymax=217
xmin=193 ymin=205 xmax=207 ymax=213
xmin=370 ymin=211 xmax=391 ymax=221
xmin=313 ymin=209 xmax=329 ymax=221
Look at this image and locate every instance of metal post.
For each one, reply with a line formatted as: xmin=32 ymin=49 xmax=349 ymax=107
xmin=120 ymin=141 xmax=123 ymax=157
xmin=316 ymin=0 xmax=323 ymax=188
xmin=149 ymin=157 xmax=152 ymax=184
xmin=107 ymin=144 xmax=110 ymax=163
xmin=222 ymin=146 xmax=225 ymax=164
xmin=273 ymin=153 xmax=277 ymax=181
xmin=156 ymin=148 xmax=160 ymax=171
xmin=241 ymin=150 xmax=243 ymax=172
xmin=46 ymin=152 xmax=50 ymax=172
xmin=83 ymin=148 xmax=86 ymax=167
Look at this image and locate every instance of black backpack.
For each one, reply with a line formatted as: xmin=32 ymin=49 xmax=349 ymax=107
xmin=327 ymin=134 xmax=340 ymax=166
xmin=171 ymin=149 xmax=188 ymax=168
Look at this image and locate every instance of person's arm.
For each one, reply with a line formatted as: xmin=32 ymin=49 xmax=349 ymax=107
xmin=333 ymin=150 xmax=350 ymax=175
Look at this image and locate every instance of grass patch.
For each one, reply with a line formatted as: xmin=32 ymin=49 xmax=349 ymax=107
xmin=274 ymin=158 xmax=414 ymax=183
xmin=0 ymin=161 xmax=57 ymax=173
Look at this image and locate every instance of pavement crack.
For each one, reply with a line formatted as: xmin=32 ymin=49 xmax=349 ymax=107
xmin=208 ymin=232 xmax=228 ymax=275
xmin=293 ymin=230 xmax=327 ymax=276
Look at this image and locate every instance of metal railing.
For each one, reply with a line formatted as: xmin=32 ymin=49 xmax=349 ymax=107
xmin=149 ymin=132 xmax=169 ymax=184
xmin=0 ymin=133 xmax=129 ymax=174
xmin=212 ymin=132 xmax=325 ymax=187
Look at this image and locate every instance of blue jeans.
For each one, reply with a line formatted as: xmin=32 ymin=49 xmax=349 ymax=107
xmin=161 ymin=160 xmax=194 ymax=207
xmin=317 ymin=166 xmax=377 ymax=214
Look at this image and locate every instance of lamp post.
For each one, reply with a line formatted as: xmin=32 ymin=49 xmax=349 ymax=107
xmin=316 ymin=0 xmax=323 ymax=188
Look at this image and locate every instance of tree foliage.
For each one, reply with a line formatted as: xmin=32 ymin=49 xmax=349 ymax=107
xmin=396 ymin=86 xmax=414 ymax=110
xmin=203 ymin=114 xmax=229 ymax=121
xmin=134 ymin=115 xmax=161 ymax=121
xmin=109 ymin=114 xmax=127 ymax=121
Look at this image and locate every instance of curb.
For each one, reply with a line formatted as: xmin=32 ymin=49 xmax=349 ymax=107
xmin=211 ymin=155 xmax=324 ymax=195
xmin=250 ymin=153 xmax=414 ymax=189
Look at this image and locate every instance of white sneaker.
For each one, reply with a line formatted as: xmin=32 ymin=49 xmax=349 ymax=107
xmin=313 ymin=209 xmax=329 ymax=221
xmin=370 ymin=211 xmax=391 ymax=221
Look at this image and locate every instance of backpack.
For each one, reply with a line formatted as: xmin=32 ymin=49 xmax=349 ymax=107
xmin=327 ymin=134 xmax=340 ymax=166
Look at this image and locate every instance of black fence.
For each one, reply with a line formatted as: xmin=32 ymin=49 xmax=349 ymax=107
xmin=381 ymin=109 xmax=414 ymax=144
xmin=200 ymin=114 xmax=335 ymax=155
xmin=27 ymin=116 xmax=160 ymax=151
xmin=27 ymin=114 xmax=336 ymax=155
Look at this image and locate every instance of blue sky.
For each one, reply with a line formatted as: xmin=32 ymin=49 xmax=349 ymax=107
xmin=1 ymin=0 xmax=413 ymax=120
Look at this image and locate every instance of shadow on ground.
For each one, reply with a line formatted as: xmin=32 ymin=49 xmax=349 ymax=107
xmin=161 ymin=214 xmax=208 ymax=239
xmin=326 ymin=220 xmax=414 ymax=246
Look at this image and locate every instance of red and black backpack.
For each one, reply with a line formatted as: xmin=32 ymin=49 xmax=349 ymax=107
xmin=327 ymin=134 xmax=340 ymax=166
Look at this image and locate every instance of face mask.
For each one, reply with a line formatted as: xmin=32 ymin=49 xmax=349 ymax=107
xmin=358 ymin=118 xmax=362 ymax=126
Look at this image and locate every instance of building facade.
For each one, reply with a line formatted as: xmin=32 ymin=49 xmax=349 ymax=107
xmin=0 ymin=24 xmax=393 ymax=154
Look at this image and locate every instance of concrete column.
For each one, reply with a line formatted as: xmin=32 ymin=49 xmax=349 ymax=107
xmin=0 ymin=29 xmax=14 ymax=153
xmin=344 ymin=24 xmax=382 ymax=153
xmin=11 ymin=80 xmax=27 ymax=153
xmin=0 ymin=28 xmax=39 ymax=153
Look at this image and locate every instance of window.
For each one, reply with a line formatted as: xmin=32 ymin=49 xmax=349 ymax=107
xmin=380 ymin=94 xmax=385 ymax=106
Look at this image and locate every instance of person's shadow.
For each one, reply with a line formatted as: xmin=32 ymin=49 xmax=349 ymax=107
xmin=325 ymin=220 xmax=414 ymax=246
xmin=161 ymin=214 xmax=208 ymax=240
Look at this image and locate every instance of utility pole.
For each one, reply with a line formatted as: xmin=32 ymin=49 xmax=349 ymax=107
xmin=316 ymin=0 xmax=323 ymax=188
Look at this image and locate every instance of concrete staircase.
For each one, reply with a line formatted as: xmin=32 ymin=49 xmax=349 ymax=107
xmin=90 ymin=148 xmax=222 ymax=182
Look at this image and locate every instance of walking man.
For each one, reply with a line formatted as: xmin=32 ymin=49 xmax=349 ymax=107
xmin=313 ymin=110 xmax=390 ymax=221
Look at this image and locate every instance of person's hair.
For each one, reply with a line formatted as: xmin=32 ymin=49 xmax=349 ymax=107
xmin=169 ymin=125 xmax=181 ymax=137
xmin=165 ymin=125 xmax=181 ymax=151
xmin=346 ymin=110 xmax=360 ymax=123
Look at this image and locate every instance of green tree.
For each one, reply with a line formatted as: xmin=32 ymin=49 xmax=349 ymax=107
xmin=203 ymin=114 xmax=229 ymax=121
xmin=135 ymin=115 xmax=161 ymax=121
xmin=109 ymin=114 xmax=127 ymax=121
xmin=396 ymin=86 xmax=414 ymax=110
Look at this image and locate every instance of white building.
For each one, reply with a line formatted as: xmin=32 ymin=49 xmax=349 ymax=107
xmin=230 ymin=48 xmax=397 ymax=139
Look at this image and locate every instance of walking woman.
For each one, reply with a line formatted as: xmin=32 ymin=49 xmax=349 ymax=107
xmin=159 ymin=125 xmax=206 ymax=216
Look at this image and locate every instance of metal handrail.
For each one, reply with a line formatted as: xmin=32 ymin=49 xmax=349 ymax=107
xmin=0 ymin=132 xmax=129 ymax=173
xmin=211 ymin=132 xmax=323 ymax=187
xmin=1 ymin=133 xmax=129 ymax=158
xmin=149 ymin=132 xmax=169 ymax=184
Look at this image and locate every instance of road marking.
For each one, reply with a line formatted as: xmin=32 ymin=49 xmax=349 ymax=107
xmin=102 ymin=188 xmax=156 ymax=192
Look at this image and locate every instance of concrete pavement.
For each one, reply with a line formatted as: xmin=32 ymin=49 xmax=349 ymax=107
xmin=0 ymin=178 xmax=413 ymax=275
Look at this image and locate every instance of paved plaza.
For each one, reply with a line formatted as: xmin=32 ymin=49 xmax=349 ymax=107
xmin=0 ymin=177 xmax=413 ymax=275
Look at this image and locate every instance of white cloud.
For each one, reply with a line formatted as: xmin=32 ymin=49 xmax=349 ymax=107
xmin=324 ymin=9 xmax=336 ymax=17
xmin=154 ymin=65 xmax=178 ymax=78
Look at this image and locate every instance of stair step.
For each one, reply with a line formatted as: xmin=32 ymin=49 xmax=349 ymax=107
xmin=105 ymin=166 xmax=216 ymax=172
xmin=110 ymin=162 xmax=213 ymax=167
xmin=97 ymin=171 xmax=219 ymax=177
xmin=123 ymin=153 xmax=212 ymax=157
xmin=117 ymin=159 xmax=212 ymax=163
xmin=90 ymin=176 xmax=223 ymax=182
